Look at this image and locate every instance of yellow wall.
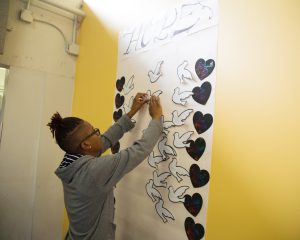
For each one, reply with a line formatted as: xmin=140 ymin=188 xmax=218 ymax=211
xmin=70 ymin=0 xmax=300 ymax=239
xmin=72 ymin=7 xmax=118 ymax=127
xmin=63 ymin=5 xmax=119 ymax=237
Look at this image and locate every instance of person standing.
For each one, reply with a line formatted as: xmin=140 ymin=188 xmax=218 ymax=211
xmin=47 ymin=94 xmax=163 ymax=240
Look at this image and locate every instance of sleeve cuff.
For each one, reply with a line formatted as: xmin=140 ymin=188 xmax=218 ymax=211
xmin=117 ymin=114 xmax=135 ymax=132
xmin=148 ymin=119 xmax=163 ymax=132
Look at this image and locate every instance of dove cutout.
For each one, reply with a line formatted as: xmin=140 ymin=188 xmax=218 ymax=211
xmin=147 ymin=152 xmax=165 ymax=169
xmin=148 ymin=60 xmax=164 ymax=83
xmin=146 ymin=179 xmax=162 ymax=202
xmin=173 ymin=2 xmax=213 ymax=36
xmin=169 ymin=158 xmax=190 ymax=182
xmin=146 ymin=89 xmax=163 ymax=97
xmin=123 ymin=96 xmax=133 ymax=114
xmin=155 ymin=198 xmax=175 ymax=223
xmin=123 ymin=75 xmax=135 ymax=95
xmin=177 ymin=60 xmax=193 ymax=84
xmin=158 ymin=135 xmax=177 ymax=160
xmin=161 ymin=109 xmax=193 ymax=132
xmin=173 ymin=131 xmax=194 ymax=148
xmin=172 ymin=87 xmax=194 ymax=106
xmin=173 ymin=109 xmax=194 ymax=126
xmin=162 ymin=128 xmax=170 ymax=136
xmin=161 ymin=115 xmax=175 ymax=132
xmin=168 ymin=185 xmax=189 ymax=203
xmin=153 ymin=170 xmax=171 ymax=188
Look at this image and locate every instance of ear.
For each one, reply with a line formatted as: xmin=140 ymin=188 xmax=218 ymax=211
xmin=80 ymin=140 xmax=91 ymax=150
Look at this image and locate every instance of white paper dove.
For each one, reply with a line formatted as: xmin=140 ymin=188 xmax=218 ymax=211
xmin=123 ymin=75 xmax=134 ymax=95
xmin=158 ymin=136 xmax=177 ymax=160
xmin=146 ymin=89 xmax=163 ymax=97
xmin=148 ymin=152 xmax=165 ymax=169
xmin=161 ymin=115 xmax=175 ymax=131
xmin=177 ymin=60 xmax=193 ymax=83
xmin=146 ymin=179 xmax=162 ymax=202
xmin=148 ymin=60 xmax=164 ymax=83
xmin=171 ymin=109 xmax=193 ymax=126
xmin=162 ymin=128 xmax=170 ymax=136
xmin=153 ymin=170 xmax=171 ymax=187
xmin=123 ymin=96 xmax=133 ymax=114
xmin=155 ymin=198 xmax=175 ymax=223
xmin=168 ymin=185 xmax=189 ymax=203
xmin=169 ymin=158 xmax=190 ymax=182
xmin=172 ymin=87 xmax=194 ymax=105
xmin=173 ymin=131 xmax=194 ymax=148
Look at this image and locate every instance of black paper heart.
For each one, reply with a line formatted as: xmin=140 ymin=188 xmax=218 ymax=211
xmin=111 ymin=141 xmax=120 ymax=154
xmin=184 ymin=193 xmax=203 ymax=217
xmin=185 ymin=217 xmax=205 ymax=240
xmin=189 ymin=164 xmax=210 ymax=188
xmin=192 ymin=82 xmax=211 ymax=105
xmin=115 ymin=93 xmax=125 ymax=109
xmin=195 ymin=58 xmax=215 ymax=80
xmin=113 ymin=109 xmax=123 ymax=122
xmin=193 ymin=111 xmax=213 ymax=134
xmin=116 ymin=76 xmax=125 ymax=92
xmin=186 ymin=137 xmax=206 ymax=161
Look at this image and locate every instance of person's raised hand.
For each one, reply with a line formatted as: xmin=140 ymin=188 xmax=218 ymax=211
xmin=127 ymin=93 xmax=149 ymax=118
xmin=149 ymin=96 xmax=163 ymax=120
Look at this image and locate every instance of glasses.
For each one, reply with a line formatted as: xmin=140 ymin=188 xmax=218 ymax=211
xmin=78 ymin=128 xmax=100 ymax=148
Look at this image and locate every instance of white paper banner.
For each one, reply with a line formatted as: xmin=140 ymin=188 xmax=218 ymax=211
xmin=113 ymin=1 xmax=218 ymax=239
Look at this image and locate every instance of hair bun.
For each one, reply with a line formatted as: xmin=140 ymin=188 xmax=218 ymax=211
xmin=47 ymin=112 xmax=63 ymax=138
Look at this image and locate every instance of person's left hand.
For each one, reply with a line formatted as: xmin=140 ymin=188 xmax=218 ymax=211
xmin=127 ymin=93 xmax=149 ymax=118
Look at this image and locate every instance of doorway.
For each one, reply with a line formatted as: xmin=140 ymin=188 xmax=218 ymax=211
xmin=0 ymin=65 xmax=9 ymax=145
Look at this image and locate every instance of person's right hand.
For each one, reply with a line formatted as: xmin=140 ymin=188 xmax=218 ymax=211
xmin=149 ymin=96 xmax=163 ymax=120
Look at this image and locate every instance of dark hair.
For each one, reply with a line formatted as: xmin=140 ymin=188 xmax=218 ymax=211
xmin=47 ymin=112 xmax=83 ymax=153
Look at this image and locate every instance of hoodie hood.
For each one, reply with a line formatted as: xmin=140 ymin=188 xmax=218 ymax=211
xmin=55 ymin=154 xmax=93 ymax=183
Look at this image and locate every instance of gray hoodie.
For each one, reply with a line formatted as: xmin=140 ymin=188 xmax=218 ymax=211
xmin=55 ymin=115 xmax=163 ymax=240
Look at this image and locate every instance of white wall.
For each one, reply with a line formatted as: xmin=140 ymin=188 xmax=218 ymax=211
xmin=0 ymin=0 xmax=79 ymax=239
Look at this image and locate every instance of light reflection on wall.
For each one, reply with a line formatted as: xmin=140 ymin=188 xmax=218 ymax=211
xmin=83 ymin=0 xmax=182 ymax=31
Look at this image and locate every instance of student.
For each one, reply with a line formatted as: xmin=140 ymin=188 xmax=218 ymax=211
xmin=47 ymin=93 xmax=163 ymax=240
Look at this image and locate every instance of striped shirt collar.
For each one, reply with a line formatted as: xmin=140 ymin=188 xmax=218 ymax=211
xmin=59 ymin=153 xmax=83 ymax=169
